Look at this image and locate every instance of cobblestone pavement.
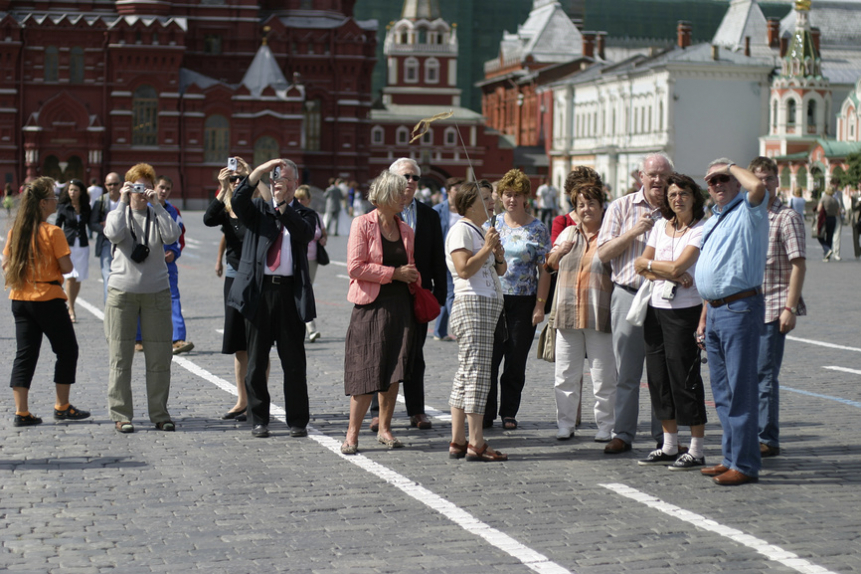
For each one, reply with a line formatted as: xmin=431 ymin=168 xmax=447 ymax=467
xmin=1 ymin=210 xmax=860 ymax=573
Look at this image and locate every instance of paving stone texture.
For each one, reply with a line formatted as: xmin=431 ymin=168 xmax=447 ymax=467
xmin=1 ymin=209 xmax=859 ymax=573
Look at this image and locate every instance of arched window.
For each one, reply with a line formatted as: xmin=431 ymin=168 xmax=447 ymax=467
xmin=396 ymin=126 xmax=409 ymax=145
xmin=787 ymin=99 xmax=797 ymax=125
xmin=132 ymin=84 xmax=158 ymax=146
xmin=796 ymin=165 xmax=808 ymax=190
xmin=371 ymin=125 xmax=384 ymax=145
xmin=772 ymin=100 xmax=778 ymax=130
xmin=425 ymin=58 xmax=439 ymax=84
xmin=404 ymin=57 xmax=419 ymax=83
xmin=444 ymin=126 xmax=457 ymax=146
xmin=70 ymin=47 xmax=84 ymax=84
xmin=204 ymin=114 xmax=230 ymax=163
xmin=44 ymin=46 xmax=58 ymax=83
xmin=304 ymin=99 xmax=321 ymax=151
xmin=421 ymin=128 xmax=433 ymax=145
xmin=253 ymin=136 xmax=280 ymax=171
xmin=807 ymin=100 xmax=817 ymax=127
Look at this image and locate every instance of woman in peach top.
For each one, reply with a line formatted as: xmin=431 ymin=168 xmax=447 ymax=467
xmin=341 ymin=170 xmax=417 ymax=454
xmin=2 ymin=177 xmax=90 ymax=427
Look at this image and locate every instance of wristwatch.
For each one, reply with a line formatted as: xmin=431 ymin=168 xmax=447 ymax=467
xmin=784 ymin=306 xmax=798 ymax=315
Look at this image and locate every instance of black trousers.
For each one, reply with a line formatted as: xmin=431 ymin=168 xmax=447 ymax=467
xmin=643 ymin=304 xmax=707 ymax=427
xmin=10 ymin=299 xmax=78 ymax=389
xmin=244 ymin=278 xmax=309 ymax=428
xmin=370 ymin=322 xmax=426 ymax=417
xmin=485 ymin=294 xmax=537 ymax=423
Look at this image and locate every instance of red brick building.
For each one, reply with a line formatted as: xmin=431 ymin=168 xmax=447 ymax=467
xmin=0 ymin=0 xmax=377 ymax=207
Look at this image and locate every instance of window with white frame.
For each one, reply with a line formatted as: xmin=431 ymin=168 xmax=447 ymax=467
xmin=371 ymin=125 xmax=384 ymax=145
xmin=421 ymin=128 xmax=433 ymax=145
xmin=396 ymin=126 xmax=409 ymax=145
xmin=425 ymin=58 xmax=439 ymax=84
xmin=404 ymin=57 xmax=419 ymax=83
xmin=444 ymin=126 xmax=457 ymax=146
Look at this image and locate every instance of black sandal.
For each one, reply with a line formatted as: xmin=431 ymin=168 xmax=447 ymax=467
xmin=502 ymin=417 xmax=518 ymax=430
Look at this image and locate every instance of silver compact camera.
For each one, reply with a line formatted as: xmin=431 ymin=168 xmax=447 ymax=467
xmin=272 ymin=166 xmax=281 ymax=181
xmin=132 ymin=183 xmax=146 ymax=194
xmin=660 ymin=281 xmax=677 ymax=301
xmin=227 ymin=157 xmax=238 ymax=171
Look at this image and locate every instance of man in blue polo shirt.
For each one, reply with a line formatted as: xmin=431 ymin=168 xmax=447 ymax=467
xmin=694 ymin=158 xmax=768 ymax=486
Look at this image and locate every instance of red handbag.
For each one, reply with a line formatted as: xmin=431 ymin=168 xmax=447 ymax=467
xmin=410 ymin=282 xmax=441 ymax=324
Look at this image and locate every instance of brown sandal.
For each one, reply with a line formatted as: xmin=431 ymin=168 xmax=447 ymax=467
xmin=449 ymin=441 xmax=468 ymax=459
xmin=466 ymin=443 xmax=508 ymax=462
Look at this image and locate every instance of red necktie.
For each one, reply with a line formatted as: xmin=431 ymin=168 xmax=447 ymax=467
xmin=267 ymin=227 xmax=283 ymax=271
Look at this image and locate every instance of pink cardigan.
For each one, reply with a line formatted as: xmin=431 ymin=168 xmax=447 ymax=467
xmin=347 ymin=212 xmax=419 ymax=305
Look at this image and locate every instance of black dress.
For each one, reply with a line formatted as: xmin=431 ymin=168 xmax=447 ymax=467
xmin=343 ymin=235 xmax=415 ymax=396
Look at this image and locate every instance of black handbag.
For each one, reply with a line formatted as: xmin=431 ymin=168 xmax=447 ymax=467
xmin=316 ymin=243 xmax=330 ymax=266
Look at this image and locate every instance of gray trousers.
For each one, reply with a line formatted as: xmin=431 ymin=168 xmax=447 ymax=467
xmin=609 ymin=285 xmax=662 ymax=445
xmin=105 ymin=288 xmax=173 ymax=423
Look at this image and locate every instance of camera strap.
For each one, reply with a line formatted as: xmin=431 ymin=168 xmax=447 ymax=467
xmin=128 ymin=206 xmax=151 ymax=249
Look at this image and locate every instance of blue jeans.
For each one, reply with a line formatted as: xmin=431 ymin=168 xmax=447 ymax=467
xmin=705 ymin=294 xmax=764 ymax=477
xmin=757 ymin=320 xmax=785 ymax=448
xmin=433 ymin=271 xmax=454 ymax=338
xmin=100 ymin=246 xmax=113 ymax=302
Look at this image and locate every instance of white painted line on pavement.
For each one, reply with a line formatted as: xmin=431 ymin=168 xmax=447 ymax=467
xmin=787 ymin=335 xmax=861 ymax=353
xmin=80 ymin=297 xmax=572 ymax=574
xmin=336 ymin=274 xmax=350 ymax=280
xmin=823 ymin=365 xmax=861 ymax=375
xmin=77 ymin=297 xmax=104 ymax=321
xmin=602 ymin=483 xmax=837 ymax=574
xmin=330 ymin=259 xmax=347 ymax=267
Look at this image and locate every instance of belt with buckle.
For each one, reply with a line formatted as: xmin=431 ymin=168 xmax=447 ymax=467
xmin=264 ymin=275 xmax=293 ymax=285
xmin=707 ymin=287 xmax=761 ymax=308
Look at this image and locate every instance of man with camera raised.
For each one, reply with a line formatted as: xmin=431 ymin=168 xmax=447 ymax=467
xmin=227 ymin=158 xmax=317 ymax=439
xmin=103 ymin=163 xmax=182 ymax=434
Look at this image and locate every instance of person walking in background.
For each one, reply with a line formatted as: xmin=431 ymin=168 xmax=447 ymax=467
xmin=87 ymin=177 xmax=104 ymax=208
xmin=341 ymin=170 xmax=417 ymax=454
xmin=545 ymin=180 xmax=615 ymax=443
xmin=295 ymin=184 xmax=326 ymax=343
xmin=3 ymin=176 xmax=90 ymax=427
xmin=446 ymin=180 xmax=508 ymax=461
xmin=104 ymin=164 xmax=181 ymax=433
xmin=749 ymin=157 xmax=806 ymax=459
xmin=54 ymin=179 xmax=90 ymax=324
xmin=817 ymin=188 xmax=840 ymax=262
xmin=4 ymin=182 xmax=16 ymax=216
xmin=433 ymin=176 xmax=464 ymax=342
xmin=536 ymin=177 xmax=558 ymax=230
xmin=205 ymin=157 xmax=270 ymax=421
xmin=89 ymin=172 xmax=122 ymax=302
xmin=829 ymin=178 xmax=844 ymax=261
xmin=323 ymin=178 xmax=343 ymax=236
xmin=484 ymin=168 xmax=551 ymax=431
xmin=789 ymin=188 xmax=806 ymax=220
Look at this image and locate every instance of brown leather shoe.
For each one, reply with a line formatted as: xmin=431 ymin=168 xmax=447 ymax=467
xmin=410 ymin=413 xmax=432 ymax=430
xmin=700 ymin=464 xmax=729 ymax=477
xmin=713 ymin=469 xmax=759 ymax=486
xmin=603 ymin=437 xmax=631 ymax=454
xmin=369 ymin=417 xmax=379 ymax=433
xmin=760 ymin=443 xmax=780 ymax=458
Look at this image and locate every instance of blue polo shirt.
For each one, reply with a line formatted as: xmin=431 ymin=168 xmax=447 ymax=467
xmin=695 ymin=190 xmax=769 ymax=301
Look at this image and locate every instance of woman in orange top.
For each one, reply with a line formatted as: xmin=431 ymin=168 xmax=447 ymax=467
xmin=2 ymin=177 xmax=90 ymax=427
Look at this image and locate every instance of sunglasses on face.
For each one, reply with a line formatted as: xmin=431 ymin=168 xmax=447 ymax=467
xmin=403 ymin=174 xmax=420 ymax=182
xmin=228 ymin=176 xmax=242 ymax=183
xmin=707 ymin=174 xmax=731 ymax=186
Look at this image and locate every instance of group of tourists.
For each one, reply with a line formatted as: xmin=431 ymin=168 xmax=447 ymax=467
xmin=4 ymin=152 xmax=808 ymax=486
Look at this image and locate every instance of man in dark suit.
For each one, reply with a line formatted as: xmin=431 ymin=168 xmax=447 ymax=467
xmin=369 ymin=158 xmax=447 ymax=431
xmin=227 ymin=158 xmax=317 ymax=438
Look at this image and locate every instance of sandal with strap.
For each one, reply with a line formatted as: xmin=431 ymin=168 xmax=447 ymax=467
xmin=449 ymin=441 xmax=468 ymax=459
xmin=502 ymin=417 xmax=518 ymax=431
xmin=155 ymin=421 xmax=175 ymax=432
xmin=115 ymin=421 xmax=134 ymax=434
xmin=466 ymin=442 xmax=508 ymax=462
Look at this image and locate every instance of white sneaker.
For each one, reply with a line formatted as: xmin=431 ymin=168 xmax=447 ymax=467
xmin=556 ymin=427 xmax=574 ymax=440
xmin=309 ymin=331 xmax=321 ymax=342
xmin=594 ymin=431 xmax=612 ymax=443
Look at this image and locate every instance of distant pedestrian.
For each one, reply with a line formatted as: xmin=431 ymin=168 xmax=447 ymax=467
xmin=54 ymin=179 xmax=90 ymax=324
xmin=3 ymin=176 xmax=90 ymax=427
xmin=323 ymin=178 xmax=343 ymax=236
xmin=295 ymin=184 xmax=326 ymax=342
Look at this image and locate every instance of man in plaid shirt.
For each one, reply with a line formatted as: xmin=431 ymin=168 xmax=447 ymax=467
xmin=749 ymin=157 xmax=806 ymax=459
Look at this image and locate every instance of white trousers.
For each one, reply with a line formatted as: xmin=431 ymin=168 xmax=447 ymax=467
xmin=833 ymin=216 xmax=842 ymax=258
xmin=554 ymin=328 xmax=616 ymax=435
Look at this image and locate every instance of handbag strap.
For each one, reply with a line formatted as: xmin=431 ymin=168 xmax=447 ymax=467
xmin=701 ymin=198 xmax=742 ymax=247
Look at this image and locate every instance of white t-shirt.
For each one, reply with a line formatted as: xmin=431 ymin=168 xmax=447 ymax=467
xmin=445 ymin=219 xmax=503 ymax=300
xmin=448 ymin=210 xmax=462 ymax=230
xmin=646 ymin=219 xmax=705 ymax=310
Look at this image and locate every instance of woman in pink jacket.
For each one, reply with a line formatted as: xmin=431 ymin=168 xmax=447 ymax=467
xmin=341 ymin=170 xmax=418 ymax=454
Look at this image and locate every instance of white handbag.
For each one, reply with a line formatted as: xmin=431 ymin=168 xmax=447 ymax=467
xmin=625 ymin=280 xmax=653 ymax=327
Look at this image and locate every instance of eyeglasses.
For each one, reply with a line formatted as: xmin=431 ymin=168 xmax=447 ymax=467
xmin=403 ymin=174 xmax=421 ymax=182
xmin=105 ymin=182 xmax=120 ymax=186
xmin=707 ymin=174 xmax=731 ymax=186
xmin=228 ymin=176 xmax=242 ymax=183
xmin=668 ymin=191 xmax=693 ymax=200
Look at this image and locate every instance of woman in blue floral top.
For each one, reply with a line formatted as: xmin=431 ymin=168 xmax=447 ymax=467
xmin=483 ymin=169 xmax=551 ymax=430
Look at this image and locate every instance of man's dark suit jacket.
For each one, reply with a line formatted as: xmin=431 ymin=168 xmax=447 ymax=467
xmin=413 ymin=200 xmax=447 ymax=307
xmin=227 ymin=178 xmax=317 ymax=325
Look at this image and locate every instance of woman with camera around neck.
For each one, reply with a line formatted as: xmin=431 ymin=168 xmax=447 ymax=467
xmin=633 ymin=173 xmax=708 ymax=470
xmin=104 ymin=163 xmax=181 ymax=434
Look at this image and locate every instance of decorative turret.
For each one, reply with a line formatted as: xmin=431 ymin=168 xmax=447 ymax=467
xmin=781 ymin=0 xmax=822 ymax=79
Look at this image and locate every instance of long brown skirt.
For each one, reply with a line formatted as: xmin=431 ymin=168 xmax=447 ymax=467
xmin=344 ymin=286 xmax=415 ymax=396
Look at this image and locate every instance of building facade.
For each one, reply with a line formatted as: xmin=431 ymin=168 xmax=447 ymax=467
xmin=0 ymin=0 xmax=377 ymax=207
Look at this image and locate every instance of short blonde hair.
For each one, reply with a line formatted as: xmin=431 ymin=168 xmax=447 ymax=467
xmin=294 ymin=185 xmax=312 ymax=202
xmin=125 ymin=163 xmax=156 ymax=188
xmin=792 ymin=188 xmax=802 ymax=197
xmin=498 ymin=169 xmax=531 ymax=197
xmin=369 ymin=170 xmax=406 ymax=208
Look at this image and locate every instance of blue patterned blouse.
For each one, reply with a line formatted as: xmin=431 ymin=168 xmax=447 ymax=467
xmin=484 ymin=215 xmax=550 ymax=296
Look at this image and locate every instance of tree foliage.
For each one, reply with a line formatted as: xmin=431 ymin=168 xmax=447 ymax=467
xmin=840 ymin=152 xmax=861 ymax=189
